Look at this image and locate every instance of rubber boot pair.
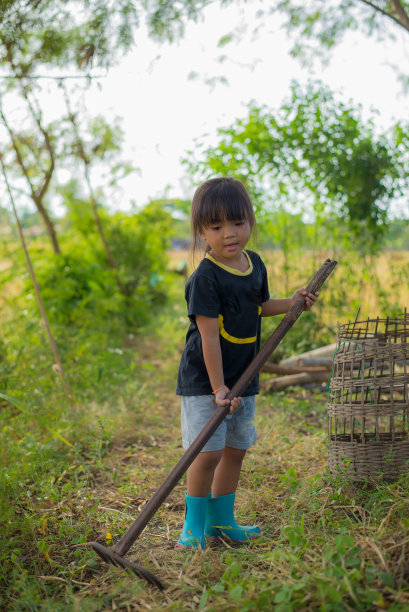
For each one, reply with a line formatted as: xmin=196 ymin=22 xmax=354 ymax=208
xmin=177 ymin=492 xmax=260 ymax=548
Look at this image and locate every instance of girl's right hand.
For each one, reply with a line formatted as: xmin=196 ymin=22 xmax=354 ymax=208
xmin=214 ymin=386 xmax=242 ymax=413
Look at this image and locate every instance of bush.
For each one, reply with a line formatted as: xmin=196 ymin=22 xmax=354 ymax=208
xmin=18 ymin=201 xmax=172 ymax=331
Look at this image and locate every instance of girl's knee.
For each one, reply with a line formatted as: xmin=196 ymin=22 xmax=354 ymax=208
xmin=224 ymin=446 xmax=246 ymax=464
xmin=198 ymin=450 xmax=223 ymax=471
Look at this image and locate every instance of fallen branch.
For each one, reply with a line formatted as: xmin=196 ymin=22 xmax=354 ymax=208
xmin=279 ymin=343 xmax=337 ymax=368
xmin=263 ymin=370 xmax=330 ymax=392
xmin=261 ymin=362 xmax=331 ymax=375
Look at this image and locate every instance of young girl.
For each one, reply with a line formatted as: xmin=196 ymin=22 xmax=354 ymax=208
xmin=176 ymin=177 xmax=318 ymax=548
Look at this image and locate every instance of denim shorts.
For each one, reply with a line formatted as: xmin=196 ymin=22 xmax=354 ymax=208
xmin=181 ymin=394 xmax=257 ymax=452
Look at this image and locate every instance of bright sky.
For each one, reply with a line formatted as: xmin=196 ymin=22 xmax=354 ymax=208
xmin=81 ymin=0 xmax=408 ymax=214
xmin=4 ymin=0 xmax=409 ymax=217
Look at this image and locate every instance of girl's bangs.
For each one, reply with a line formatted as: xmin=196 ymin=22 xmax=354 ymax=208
xmin=200 ymin=193 xmax=252 ymax=227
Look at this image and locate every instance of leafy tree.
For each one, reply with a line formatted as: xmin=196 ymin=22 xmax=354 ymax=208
xmin=0 ymin=0 xmax=141 ymax=252
xmin=3 ymin=1 xmax=408 ymax=74
xmin=0 ymin=90 xmax=61 ymax=253
xmin=0 ymin=0 xmax=217 ymax=253
xmin=60 ymin=82 xmax=135 ymax=295
xmin=279 ymin=83 xmax=402 ymax=245
xmin=0 ymin=0 xmax=217 ymax=67
xmin=185 ymin=82 xmax=405 ymax=252
xmin=0 ymin=0 xmax=139 ymax=71
xmin=272 ymin=1 xmax=409 ymax=69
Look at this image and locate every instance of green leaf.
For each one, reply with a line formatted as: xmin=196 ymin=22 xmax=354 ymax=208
xmin=379 ymin=572 xmax=395 ymax=588
xmin=274 ymin=585 xmax=292 ymax=603
xmin=229 ymin=563 xmax=242 ymax=579
xmin=229 ymin=585 xmax=243 ymax=600
xmin=199 ymin=589 xmax=209 ymax=608
xmin=218 ymin=34 xmax=233 ymax=47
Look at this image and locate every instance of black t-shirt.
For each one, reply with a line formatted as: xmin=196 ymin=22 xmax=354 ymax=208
xmin=176 ymin=250 xmax=270 ymax=396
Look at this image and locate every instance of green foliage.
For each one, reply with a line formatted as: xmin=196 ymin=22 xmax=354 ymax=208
xmin=146 ymin=0 xmax=227 ymax=42
xmin=145 ymin=197 xmax=191 ymax=243
xmin=0 ymin=203 xmax=175 ymax=605
xmin=105 ymin=202 xmax=172 ymax=297
xmin=0 ymin=242 xmax=184 ymax=608
xmin=185 ymin=81 xmax=406 ymax=253
xmin=25 ymin=250 xmax=128 ymax=325
xmin=18 ymin=202 xmax=171 ymax=329
xmin=0 ymin=200 xmax=173 ymax=429
xmin=280 ymin=82 xmax=401 ymax=246
xmin=0 ymin=0 xmax=139 ymax=71
xmin=273 ymin=1 xmax=409 ymax=65
xmin=61 ymin=115 xmax=126 ymax=166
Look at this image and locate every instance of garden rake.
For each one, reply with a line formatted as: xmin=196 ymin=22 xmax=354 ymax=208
xmin=91 ymin=258 xmax=338 ymax=590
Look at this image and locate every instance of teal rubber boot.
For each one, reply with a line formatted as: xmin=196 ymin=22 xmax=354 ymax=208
xmin=177 ymin=494 xmax=207 ymax=549
xmin=205 ymin=493 xmax=261 ymax=542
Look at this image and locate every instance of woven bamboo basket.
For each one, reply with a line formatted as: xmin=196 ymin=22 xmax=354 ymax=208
xmin=328 ymin=311 xmax=409 ymax=481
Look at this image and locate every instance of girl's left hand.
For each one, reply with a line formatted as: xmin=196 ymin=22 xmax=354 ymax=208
xmin=214 ymin=386 xmax=242 ymax=414
xmin=292 ymin=288 xmax=319 ymax=310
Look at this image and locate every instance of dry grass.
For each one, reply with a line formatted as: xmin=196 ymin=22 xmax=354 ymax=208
xmin=54 ymin=379 xmax=409 ymax=611
xmin=169 ymin=248 xmax=409 ymax=322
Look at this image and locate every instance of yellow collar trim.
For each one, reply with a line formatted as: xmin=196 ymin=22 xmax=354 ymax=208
xmin=205 ymin=250 xmax=253 ymax=276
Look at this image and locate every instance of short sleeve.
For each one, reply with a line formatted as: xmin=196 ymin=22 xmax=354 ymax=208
xmin=186 ymin=272 xmax=220 ymax=319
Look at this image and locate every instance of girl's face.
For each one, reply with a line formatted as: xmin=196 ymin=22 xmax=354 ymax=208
xmin=200 ymin=219 xmax=251 ymax=266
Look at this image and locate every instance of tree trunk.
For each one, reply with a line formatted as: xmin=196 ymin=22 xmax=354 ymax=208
xmin=0 ymin=102 xmax=61 ymax=255
xmin=62 ymin=84 xmax=128 ymax=295
xmin=1 ymin=153 xmax=71 ymax=402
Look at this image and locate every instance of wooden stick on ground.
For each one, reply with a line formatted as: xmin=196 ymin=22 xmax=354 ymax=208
xmin=261 ymin=362 xmax=331 ymax=375
xmin=263 ymin=370 xmax=330 ymax=392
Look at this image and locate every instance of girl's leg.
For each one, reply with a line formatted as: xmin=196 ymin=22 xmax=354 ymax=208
xmin=205 ymin=446 xmax=260 ymax=542
xmin=211 ymin=446 xmax=246 ymax=497
xmin=187 ymin=449 xmax=223 ymax=496
xmin=179 ymin=450 xmax=222 ymax=548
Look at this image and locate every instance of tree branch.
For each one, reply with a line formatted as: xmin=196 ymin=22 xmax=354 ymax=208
xmin=2 ymin=43 xmax=61 ymax=253
xmin=0 ymin=151 xmax=72 ymax=405
xmin=0 ymin=103 xmax=35 ymax=198
xmin=359 ymin=0 xmax=409 ymax=33
xmin=0 ymin=100 xmax=61 ymax=254
xmin=390 ymin=0 xmax=409 ymax=30
xmin=6 ymin=44 xmax=56 ymax=203
xmin=0 ymin=73 xmax=104 ymax=81
xmin=21 ymin=85 xmax=56 ymax=202
xmin=61 ymin=82 xmax=129 ymax=296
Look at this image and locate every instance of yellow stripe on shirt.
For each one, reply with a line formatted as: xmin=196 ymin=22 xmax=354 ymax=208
xmin=217 ymin=306 xmax=262 ymax=344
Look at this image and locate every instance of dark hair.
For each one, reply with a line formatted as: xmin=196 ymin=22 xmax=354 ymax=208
xmin=191 ymin=177 xmax=256 ymax=256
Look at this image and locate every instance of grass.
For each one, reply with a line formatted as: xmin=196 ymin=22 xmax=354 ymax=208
xmin=3 ymin=339 xmax=409 ymax=610
xmin=2 ymin=247 xmax=409 ymax=610
xmin=4 ymin=385 xmax=409 ymax=611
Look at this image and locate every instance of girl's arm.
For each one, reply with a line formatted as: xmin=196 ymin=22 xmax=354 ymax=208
xmin=261 ymin=289 xmax=318 ymax=317
xmin=195 ymin=314 xmax=241 ymax=412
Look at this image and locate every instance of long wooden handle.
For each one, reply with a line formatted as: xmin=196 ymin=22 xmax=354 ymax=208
xmin=113 ymin=258 xmax=337 ymax=556
xmin=228 ymin=258 xmax=337 ymax=399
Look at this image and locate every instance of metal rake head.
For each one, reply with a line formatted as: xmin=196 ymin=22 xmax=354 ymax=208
xmin=91 ymin=542 xmax=165 ymax=591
